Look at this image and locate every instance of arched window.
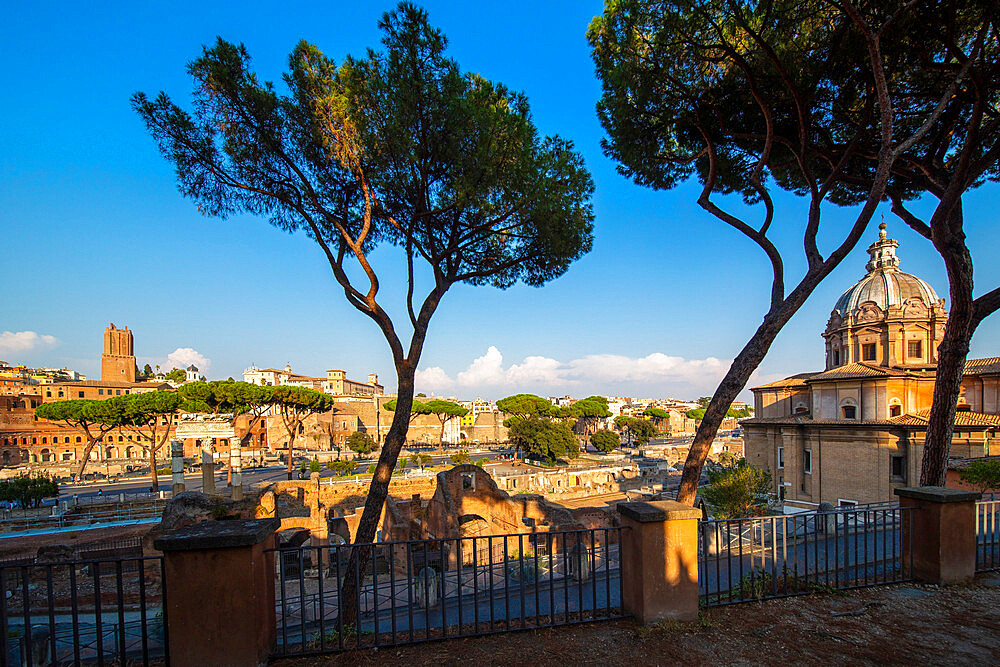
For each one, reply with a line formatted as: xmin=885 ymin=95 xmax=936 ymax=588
xmin=840 ymin=398 xmax=858 ymax=420
xmin=889 ymin=398 xmax=902 ymax=418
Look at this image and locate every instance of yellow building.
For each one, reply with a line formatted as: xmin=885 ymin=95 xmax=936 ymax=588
xmin=744 ymin=224 xmax=1000 ymax=510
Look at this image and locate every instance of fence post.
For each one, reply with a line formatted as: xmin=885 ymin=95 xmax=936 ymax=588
xmin=618 ymin=500 xmax=701 ymax=624
xmin=894 ymin=487 xmax=979 ymax=584
xmin=154 ymin=518 xmax=279 ymax=666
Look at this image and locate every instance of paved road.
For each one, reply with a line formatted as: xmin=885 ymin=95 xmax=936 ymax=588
xmin=59 ymin=451 xmax=499 ymax=501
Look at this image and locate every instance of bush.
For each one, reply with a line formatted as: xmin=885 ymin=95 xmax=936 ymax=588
xmin=701 ymin=457 xmax=773 ymax=519
xmin=0 ymin=474 xmax=58 ymax=508
xmin=449 ymin=451 xmax=471 ymax=466
xmin=590 ymin=430 xmax=620 ymax=454
xmin=309 ymin=458 xmax=321 ymax=473
xmin=960 ymin=459 xmax=1000 ymax=494
xmin=346 ymin=431 xmax=377 ymax=457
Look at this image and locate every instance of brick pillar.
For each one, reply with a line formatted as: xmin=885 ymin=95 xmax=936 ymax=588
xmin=618 ymin=500 xmax=701 ymax=624
xmin=155 ymin=518 xmax=279 ymax=666
xmin=895 ymin=486 xmax=979 ymax=584
xmin=170 ymin=440 xmax=185 ymax=495
xmin=201 ymin=438 xmax=215 ymax=495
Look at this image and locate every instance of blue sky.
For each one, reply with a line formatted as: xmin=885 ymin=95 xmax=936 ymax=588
xmin=3 ymin=1 xmax=999 ymax=401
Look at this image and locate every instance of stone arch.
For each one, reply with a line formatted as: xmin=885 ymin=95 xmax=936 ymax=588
xmin=2 ymin=451 xmax=10 ymax=466
xmin=888 ymin=397 xmax=903 ymax=418
xmin=124 ymin=445 xmax=134 ymax=459
xmin=40 ymin=449 xmax=52 ymax=463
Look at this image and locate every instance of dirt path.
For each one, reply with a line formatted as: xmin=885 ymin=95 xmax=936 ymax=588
xmin=274 ymin=579 xmax=1000 ymax=666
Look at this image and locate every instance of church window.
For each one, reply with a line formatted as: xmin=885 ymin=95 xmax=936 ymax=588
xmin=862 ymin=343 xmax=876 ymax=361
xmin=907 ymin=340 xmax=922 ymax=358
xmin=890 ymin=404 xmax=902 ymax=418
xmin=777 ymin=447 xmax=785 ymax=468
xmin=891 ymin=456 xmax=906 ymax=482
xmin=833 ymin=349 xmax=840 ymax=365
xmin=842 ymin=405 xmax=857 ymax=419
xmin=803 ymin=449 xmax=812 ymax=474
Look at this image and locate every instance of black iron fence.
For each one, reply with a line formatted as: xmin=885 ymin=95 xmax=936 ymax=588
xmin=976 ymin=499 xmax=1000 ymax=572
xmin=0 ymin=555 xmax=167 ymax=666
xmin=270 ymin=527 xmax=624 ymax=657
xmin=699 ymin=505 xmax=914 ymax=606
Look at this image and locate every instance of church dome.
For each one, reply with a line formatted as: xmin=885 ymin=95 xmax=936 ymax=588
xmin=833 ymin=223 xmax=940 ymax=316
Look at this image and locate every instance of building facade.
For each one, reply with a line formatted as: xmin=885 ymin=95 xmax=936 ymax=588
xmin=744 ymin=224 xmax=1000 ymax=510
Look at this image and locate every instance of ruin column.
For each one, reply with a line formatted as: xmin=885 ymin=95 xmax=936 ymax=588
xmin=618 ymin=500 xmax=701 ymax=624
xmin=201 ymin=438 xmax=215 ymax=495
xmin=231 ymin=437 xmax=243 ymax=501
xmin=895 ymin=486 xmax=979 ymax=584
xmin=171 ymin=440 xmax=185 ymax=494
xmin=155 ymin=518 xmax=279 ymax=666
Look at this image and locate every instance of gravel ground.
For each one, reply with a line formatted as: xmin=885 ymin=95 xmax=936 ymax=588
xmin=274 ymin=577 xmax=1000 ymax=666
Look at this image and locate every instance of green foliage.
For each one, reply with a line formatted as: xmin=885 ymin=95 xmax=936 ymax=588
xmin=644 ymin=407 xmax=669 ymax=420
xmin=330 ymin=460 xmax=356 ymax=476
xmin=449 ymin=451 xmax=471 ymax=466
xmin=425 ymin=400 xmax=469 ymax=419
xmin=497 ymin=394 xmax=555 ymax=418
xmin=613 ymin=415 xmax=634 ymax=431
xmin=270 ymin=386 xmax=334 ymax=418
xmin=701 ymin=458 xmax=773 ymax=520
xmin=567 ymin=396 xmax=612 ymax=422
xmin=366 ymin=463 xmax=377 ymax=475
xmin=0 ymin=474 xmax=59 ymax=509
xmin=629 ymin=419 xmax=658 ymax=444
xmin=409 ymin=453 xmax=433 ymax=470
xmin=346 ymin=431 xmax=377 ymax=456
xmin=687 ymin=406 xmax=749 ymax=421
xmin=142 ymin=363 xmax=154 ymax=378
xmin=299 ymin=460 xmax=308 ymax=474
xmin=309 ymin=458 xmax=321 ymax=473
xmin=590 ymin=429 xmax=620 ymax=454
xmin=383 ymin=399 xmax=433 ymax=418
xmin=164 ymin=368 xmax=186 ymax=383
xmin=508 ymin=417 xmax=578 ymax=465
xmin=960 ymin=459 xmax=1000 ymax=494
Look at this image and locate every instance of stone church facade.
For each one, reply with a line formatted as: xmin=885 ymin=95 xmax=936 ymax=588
xmin=744 ymin=224 xmax=1000 ymax=510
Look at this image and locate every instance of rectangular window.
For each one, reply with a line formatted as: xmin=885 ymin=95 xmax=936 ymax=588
xmin=891 ymin=455 xmax=906 ymax=481
xmin=833 ymin=349 xmax=840 ymax=365
xmin=98 ymin=389 xmax=103 ymax=395
xmin=907 ymin=340 xmax=922 ymax=358
xmin=842 ymin=405 xmax=857 ymax=419
xmin=803 ymin=449 xmax=812 ymax=474
xmin=862 ymin=343 xmax=877 ymax=361
xmin=838 ymin=499 xmax=858 ymax=508
xmin=777 ymin=446 xmax=785 ymax=469
xmin=116 ymin=390 xmax=121 ymax=395
xmin=78 ymin=391 xmax=84 ymax=398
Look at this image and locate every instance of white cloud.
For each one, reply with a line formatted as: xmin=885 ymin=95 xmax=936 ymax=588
xmin=0 ymin=331 xmax=58 ymax=356
xmin=415 ymin=346 xmax=734 ymax=397
xmin=456 ymin=346 xmax=507 ymax=386
xmin=164 ymin=348 xmax=211 ymax=375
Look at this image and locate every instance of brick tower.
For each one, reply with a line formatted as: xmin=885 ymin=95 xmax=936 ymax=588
xmin=101 ymin=323 xmax=136 ymax=382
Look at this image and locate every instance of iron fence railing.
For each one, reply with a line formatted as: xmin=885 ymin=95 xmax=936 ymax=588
xmin=699 ymin=506 xmax=914 ymax=606
xmin=976 ymin=499 xmax=1000 ymax=572
xmin=0 ymin=555 xmax=167 ymax=666
xmin=270 ymin=527 xmax=624 ymax=657
xmin=0 ymin=502 xmax=166 ymax=534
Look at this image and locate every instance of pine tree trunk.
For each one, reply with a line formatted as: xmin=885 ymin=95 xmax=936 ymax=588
xmin=285 ymin=430 xmax=297 ymax=481
xmin=339 ymin=366 xmax=417 ymax=627
xmin=920 ymin=210 xmax=975 ymax=486
xmin=676 ymin=304 xmax=804 ymax=505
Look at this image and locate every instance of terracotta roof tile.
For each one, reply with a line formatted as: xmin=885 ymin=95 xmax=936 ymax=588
xmin=752 ymin=373 xmax=819 ymax=390
xmin=965 ymin=357 xmax=1000 ymax=375
xmin=806 ymin=362 xmax=912 ymax=382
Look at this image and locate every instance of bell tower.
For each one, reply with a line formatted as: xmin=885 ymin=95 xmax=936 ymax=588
xmin=101 ymin=323 xmax=136 ymax=382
